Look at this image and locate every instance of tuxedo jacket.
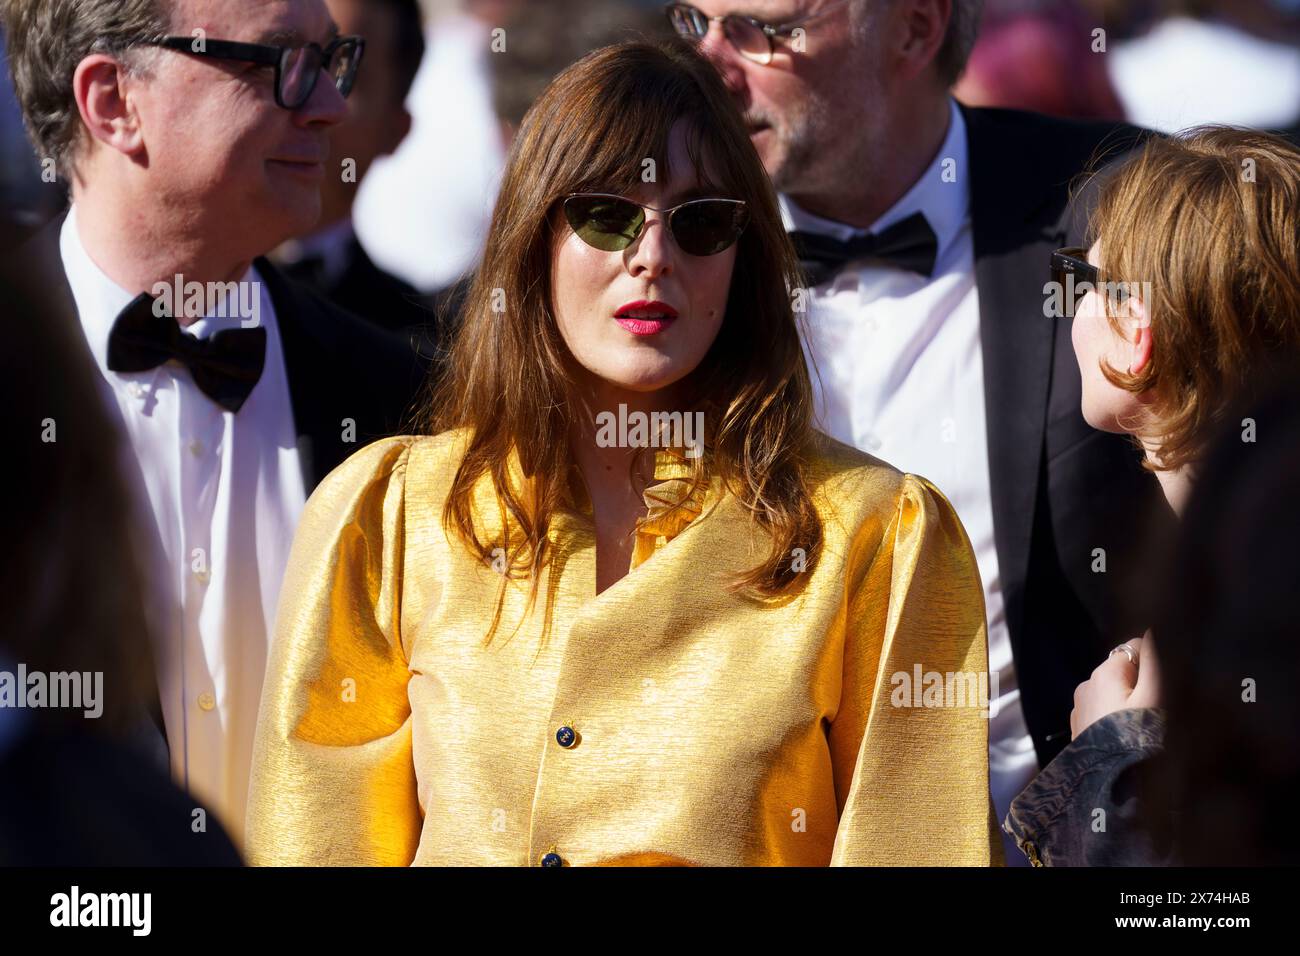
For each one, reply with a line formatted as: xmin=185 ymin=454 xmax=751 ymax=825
xmin=25 ymin=211 xmax=429 ymax=491
xmin=258 ymin=255 xmax=430 ymax=488
xmin=961 ymin=105 xmax=1169 ymax=766
xmin=280 ymin=233 xmax=443 ymax=363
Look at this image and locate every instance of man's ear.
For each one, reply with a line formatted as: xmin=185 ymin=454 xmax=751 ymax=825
xmin=892 ymin=0 xmax=952 ymax=84
xmin=1126 ymin=296 xmax=1153 ymax=375
xmin=72 ymin=55 xmax=147 ymax=161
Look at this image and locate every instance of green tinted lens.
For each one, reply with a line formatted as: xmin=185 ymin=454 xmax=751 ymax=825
xmin=565 ymin=196 xmax=644 ymax=251
xmin=670 ymin=200 xmax=749 ymax=256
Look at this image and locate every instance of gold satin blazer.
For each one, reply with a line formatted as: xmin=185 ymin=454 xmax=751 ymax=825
xmin=245 ymin=430 xmax=998 ymax=866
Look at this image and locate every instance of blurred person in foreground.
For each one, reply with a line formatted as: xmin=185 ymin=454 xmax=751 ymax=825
xmin=0 ymin=252 xmax=240 ymax=865
xmin=1152 ymin=383 xmax=1300 ymax=866
xmin=1005 ymin=127 xmax=1300 ymax=865
xmin=245 ymin=38 xmax=997 ymax=867
xmin=668 ymin=0 xmax=1165 ymax=863
xmin=2 ymin=0 xmax=426 ymax=848
xmin=274 ymin=0 xmax=439 ymax=354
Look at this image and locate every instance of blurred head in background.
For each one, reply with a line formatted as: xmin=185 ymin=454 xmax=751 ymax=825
xmin=487 ymin=0 xmax=667 ymax=149
xmin=317 ymin=0 xmax=425 ymax=229
xmin=954 ymin=1 xmax=1125 ymax=120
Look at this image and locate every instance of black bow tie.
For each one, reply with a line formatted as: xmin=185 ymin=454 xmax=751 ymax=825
xmin=106 ymin=292 xmax=267 ymax=413
xmin=789 ymin=211 xmax=939 ymax=287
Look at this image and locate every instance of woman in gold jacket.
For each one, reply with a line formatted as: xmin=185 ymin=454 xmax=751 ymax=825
xmin=245 ymin=37 xmax=998 ymax=867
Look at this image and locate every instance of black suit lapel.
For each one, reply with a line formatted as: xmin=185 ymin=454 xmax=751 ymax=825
xmin=257 ymin=258 xmax=341 ymax=491
xmin=258 ymin=256 xmax=427 ymax=491
xmin=964 ymin=105 xmax=1065 ymax=647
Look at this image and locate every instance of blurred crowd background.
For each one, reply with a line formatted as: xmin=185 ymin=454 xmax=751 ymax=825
xmin=5 ymin=0 xmax=1300 ymax=294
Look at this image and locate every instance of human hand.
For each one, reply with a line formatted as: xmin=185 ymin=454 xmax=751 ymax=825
xmin=1069 ymin=632 xmax=1161 ymax=740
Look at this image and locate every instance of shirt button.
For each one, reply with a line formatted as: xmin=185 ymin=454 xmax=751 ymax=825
xmin=861 ymin=434 xmax=883 ymax=453
xmin=126 ymin=382 xmax=144 ymax=399
xmin=555 ymin=725 xmax=577 ymax=748
xmin=197 ymin=692 xmax=216 ymax=711
xmin=539 ymin=852 xmax=563 ymax=867
xmin=189 ymin=439 xmax=204 ymax=457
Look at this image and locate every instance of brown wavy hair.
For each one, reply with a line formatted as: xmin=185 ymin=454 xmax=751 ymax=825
xmin=1086 ymin=126 xmax=1300 ymax=471
xmin=424 ymin=37 xmax=822 ymax=635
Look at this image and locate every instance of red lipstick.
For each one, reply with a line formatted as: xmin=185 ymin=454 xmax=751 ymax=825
xmin=614 ymin=299 xmax=678 ymax=336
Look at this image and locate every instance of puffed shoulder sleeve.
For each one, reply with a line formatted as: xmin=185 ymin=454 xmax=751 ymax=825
xmin=829 ymin=473 xmax=1000 ymax=866
xmin=245 ymin=437 xmax=421 ymax=866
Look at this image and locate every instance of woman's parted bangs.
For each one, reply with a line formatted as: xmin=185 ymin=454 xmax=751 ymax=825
xmin=570 ymin=108 xmax=730 ymax=203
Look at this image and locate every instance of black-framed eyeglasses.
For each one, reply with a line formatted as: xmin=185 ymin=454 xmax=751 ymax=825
xmin=664 ymin=1 xmax=852 ymax=65
xmin=1051 ymin=246 xmax=1131 ymax=313
xmin=562 ymin=193 xmax=750 ymax=256
xmin=133 ymin=35 xmax=365 ymax=110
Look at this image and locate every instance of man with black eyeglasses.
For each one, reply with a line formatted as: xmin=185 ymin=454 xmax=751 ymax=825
xmin=2 ymin=0 xmax=426 ymax=852
xmin=668 ymin=0 xmax=1167 ymax=865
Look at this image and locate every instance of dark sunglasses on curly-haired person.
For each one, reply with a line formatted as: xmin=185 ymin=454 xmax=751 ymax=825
xmin=132 ymin=35 xmax=365 ymax=110
xmin=1051 ymin=246 xmax=1131 ymax=315
xmin=563 ymin=193 xmax=750 ymax=257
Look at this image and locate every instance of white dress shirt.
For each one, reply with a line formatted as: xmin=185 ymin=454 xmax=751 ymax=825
xmin=60 ymin=206 xmax=307 ymax=849
xmin=784 ymin=99 xmax=1038 ymax=864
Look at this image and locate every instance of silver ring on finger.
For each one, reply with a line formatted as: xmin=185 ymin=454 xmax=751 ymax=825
xmin=1109 ymin=642 xmax=1137 ymax=665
